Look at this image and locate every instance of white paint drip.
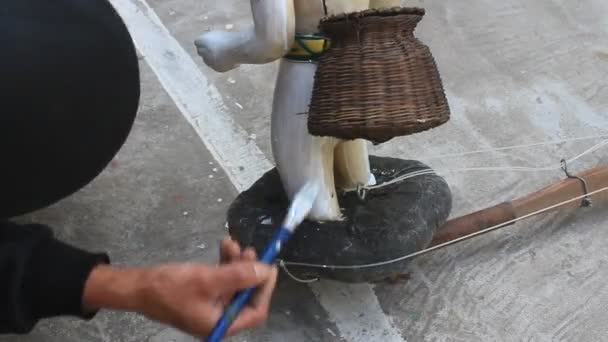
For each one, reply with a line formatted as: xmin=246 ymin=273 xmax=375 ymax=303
xmin=109 ymin=1 xmax=406 ymax=341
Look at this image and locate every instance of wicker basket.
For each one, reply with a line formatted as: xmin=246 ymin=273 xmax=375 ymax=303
xmin=307 ymin=7 xmax=450 ymax=144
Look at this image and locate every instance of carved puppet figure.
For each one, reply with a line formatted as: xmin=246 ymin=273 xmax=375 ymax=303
xmin=195 ymin=0 xmax=401 ymax=221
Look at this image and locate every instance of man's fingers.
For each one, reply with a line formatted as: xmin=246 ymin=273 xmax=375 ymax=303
xmin=218 ymin=248 xmax=257 ymax=304
xmin=251 ymin=266 xmax=278 ymax=309
xmin=214 ymin=261 xmax=273 ymax=294
xmin=218 ymin=240 xmax=243 ymax=304
xmin=188 ymin=305 xmax=223 ymax=338
xmin=220 ymin=238 xmax=241 ymax=263
xmin=225 ymin=267 xmax=278 ymax=336
xmin=242 ymin=247 xmax=257 ymax=261
xmin=225 ymin=306 xmax=269 ymax=336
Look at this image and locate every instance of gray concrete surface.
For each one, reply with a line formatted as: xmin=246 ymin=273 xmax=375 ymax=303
xmin=3 ymin=0 xmax=608 ymax=341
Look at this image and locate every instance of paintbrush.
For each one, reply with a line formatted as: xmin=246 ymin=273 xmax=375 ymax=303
xmin=205 ymin=181 xmax=320 ymax=342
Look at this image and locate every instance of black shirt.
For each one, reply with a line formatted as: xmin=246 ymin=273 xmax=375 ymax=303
xmin=0 ymin=220 xmax=109 ymax=334
xmin=0 ymin=0 xmax=138 ymax=333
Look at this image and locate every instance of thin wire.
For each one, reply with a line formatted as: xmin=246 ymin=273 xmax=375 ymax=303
xmin=365 ymin=169 xmax=436 ymax=189
xmin=365 ymin=139 xmax=608 ymax=190
xmin=279 ymin=186 xmax=608 ymax=271
xmin=421 ymin=134 xmax=608 ymax=161
xmin=277 ymin=138 xmax=608 ymax=279
xmin=279 ymin=260 xmax=319 ymax=283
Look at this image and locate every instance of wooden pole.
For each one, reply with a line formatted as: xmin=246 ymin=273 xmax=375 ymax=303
xmin=430 ymin=164 xmax=608 ymax=246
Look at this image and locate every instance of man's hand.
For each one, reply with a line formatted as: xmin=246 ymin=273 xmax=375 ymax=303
xmin=82 ymin=238 xmax=278 ymax=338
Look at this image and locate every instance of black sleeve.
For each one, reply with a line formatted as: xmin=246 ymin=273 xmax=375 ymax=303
xmin=0 ymin=220 xmax=109 ymax=334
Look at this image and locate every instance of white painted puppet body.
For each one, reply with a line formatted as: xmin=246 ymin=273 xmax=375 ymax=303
xmin=196 ymin=0 xmax=400 ymax=221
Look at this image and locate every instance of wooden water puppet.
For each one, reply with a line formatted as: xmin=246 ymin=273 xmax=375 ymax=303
xmin=194 ymin=0 xmax=468 ymax=283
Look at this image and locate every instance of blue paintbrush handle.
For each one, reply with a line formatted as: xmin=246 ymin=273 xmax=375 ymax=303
xmin=205 ymin=227 xmax=292 ymax=342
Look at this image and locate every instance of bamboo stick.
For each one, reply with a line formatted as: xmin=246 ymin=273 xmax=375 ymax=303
xmin=430 ymin=164 xmax=608 ymax=246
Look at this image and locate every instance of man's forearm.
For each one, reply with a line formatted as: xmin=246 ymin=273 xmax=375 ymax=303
xmin=82 ymin=264 xmax=143 ymax=313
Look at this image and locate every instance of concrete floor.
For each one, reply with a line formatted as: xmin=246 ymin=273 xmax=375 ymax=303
xmin=3 ymin=0 xmax=608 ymax=341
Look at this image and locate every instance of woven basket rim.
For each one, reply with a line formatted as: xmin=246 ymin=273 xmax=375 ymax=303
xmin=320 ymin=7 xmax=425 ymax=25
